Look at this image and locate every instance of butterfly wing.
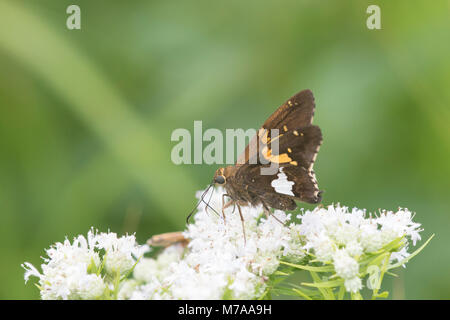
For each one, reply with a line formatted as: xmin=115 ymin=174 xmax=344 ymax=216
xmin=236 ymin=89 xmax=316 ymax=165
xmin=261 ymin=89 xmax=316 ymax=131
xmin=233 ymin=89 xmax=322 ymax=208
xmin=237 ymin=124 xmax=322 ymax=207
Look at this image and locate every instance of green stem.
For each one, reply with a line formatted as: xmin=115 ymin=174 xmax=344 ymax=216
xmin=372 ymin=253 xmax=391 ymax=299
xmin=308 ymin=271 xmax=336 ymax=300
xmin=338 ymin=285 xmax=345 ymax=300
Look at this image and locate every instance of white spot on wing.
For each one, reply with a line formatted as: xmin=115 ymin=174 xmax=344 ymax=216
xmin=271 ymin=167 xmax=295 ymax=196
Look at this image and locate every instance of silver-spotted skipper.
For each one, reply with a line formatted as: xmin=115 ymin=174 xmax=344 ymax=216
xmin=187 ymin=89 xmax=322 ymax=229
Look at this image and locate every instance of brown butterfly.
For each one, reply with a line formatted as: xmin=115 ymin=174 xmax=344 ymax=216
xmin=187 ymin=89 xmax=323 ymax=231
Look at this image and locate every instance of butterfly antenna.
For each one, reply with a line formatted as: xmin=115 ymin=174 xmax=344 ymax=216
xmin=186 ymin=183 xmax=213 ymax=224
xmin=201 ymin=199 xmax=220 ymax=217
xmin=204 ymin=185 xmax=219 ymax=217
xmin=202 ymin=180 xmax=217 ymax=216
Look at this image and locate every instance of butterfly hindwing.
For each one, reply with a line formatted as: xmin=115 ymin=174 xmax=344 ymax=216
xmin=236 ymin=124 xmax=322 ymax=207
xmin=237 ymin=162 xmax=320 ymax=210
xmin=282 ymin=165 xmax=321 ymax=204
xmin=236 ymin=165 xmax=298 ymax=211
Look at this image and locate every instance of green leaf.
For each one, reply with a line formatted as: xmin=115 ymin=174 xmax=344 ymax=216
xmin=385 ymin=271 xmax=398 ymax=277
xmin=388 ymin=234 xmax=434 ymax=270
xmin=87 ymin=258 xmax=98 ymax=275
xmin=290 ymin=284 xmax=324 ymax=296
xmin=309 ymin=271 xmax=336 ymax=300
xmin=381 ymin=236 xmax=406 ymax=252
xmin=292 ymin=288 xmax=313 ymax=300
xmin=34 ymin=284 xmax=43 ymax=291
xmin=337 ymin=285 xmax=346 ymax=300
xmin=351 ymin=292 xmax=363 ymax=300
xmin=359 ymin=237 xmax=405 ymax=268
xmin=120 ymin=255 xmax=143 ymax=281
xmin=301 ymin=279 xmax=344 ymax=288
xmin=97 ymin=252 xmax=107 ymax=276
xmin=374 ymin=291 xmax=389 ymax=299
xmin=257 ymin=289 xmax=269 ymax=300
xmin=280 ymin=261 xmax=334 ymax=272
xmin=273 ymin=270 xmax=291 ymax=276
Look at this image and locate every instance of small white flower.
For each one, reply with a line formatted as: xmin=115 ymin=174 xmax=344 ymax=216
xmin=345 ymin=277 xmax=363 ymax=293
xmin=129 ymin=278 xmax=167 ymax=300
xmin=117 ymin=280 xmax=139 ymax=300
xmin=22 ymin=232 xmax=106 ymax=300
xmin=345 ymin=240 xmax=363 ymax=257
xmin=93 ymin=230 xmax=149 ymax=275
xmin=77 ymin=273 xmax=107 ymax=299
xmin=133 ymin=244 xmax=183 ymax=283
xmin=133 ymin=258 xmax=158 ymax=282
xmin=22 ymin=262 xmax=41 ymax=283
xmin=22 ymin=229 xmax=150 ymax=300
xmin=332 ymin=249 xmax=359 ymax=279
xmin=389 ymin=245 xmax=410 ymax=266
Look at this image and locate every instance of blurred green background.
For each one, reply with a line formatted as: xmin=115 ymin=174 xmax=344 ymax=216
xmin=0 ymin=0 xmax=449 ymax=299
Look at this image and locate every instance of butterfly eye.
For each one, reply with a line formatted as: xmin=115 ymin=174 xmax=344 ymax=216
xmin=215 ymin=175 xmax=226 ymax=185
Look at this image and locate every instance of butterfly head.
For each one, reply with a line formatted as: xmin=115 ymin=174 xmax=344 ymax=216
xmin=213 ymin=167 xmax=228 ymax=185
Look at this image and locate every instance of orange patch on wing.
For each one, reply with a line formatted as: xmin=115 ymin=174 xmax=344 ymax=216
xmin=262 ymin=146 xmax=292 ymax=163
xmin=268 ymin=133 xmax=283 ymax=143
xmin=272 ymin=153 xmax=292 ymax=163
xmin=260 ymin=128 xmax=284 ymax=145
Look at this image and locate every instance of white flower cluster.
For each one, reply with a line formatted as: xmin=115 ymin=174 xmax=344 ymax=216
xmin=297 ymin=205 xmax=422 ymax=292
xmin=22 ymin=228 xmax=149 ymax=300
xmin=127 ymin=187 xmax=301 ymax=299
xmin=24 ymin=188 xmax=424 ymax=299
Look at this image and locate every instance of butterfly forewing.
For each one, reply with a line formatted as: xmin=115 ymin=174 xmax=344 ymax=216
xmin=261 ymin=89 xmax=315 ymax=130
xmin=236 ymin=89 xmax=316 ymax=166
xmin=232 ymin=89 xmax=322 ymax=210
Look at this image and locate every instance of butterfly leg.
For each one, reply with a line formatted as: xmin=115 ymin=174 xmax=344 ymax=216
xmin=222 ymin=194 xmax=234 ymax=223
xmin=262 ymin=203 xmax=286 ymax=226
xmin=236 ymin=204 xmax=247 ymax=246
